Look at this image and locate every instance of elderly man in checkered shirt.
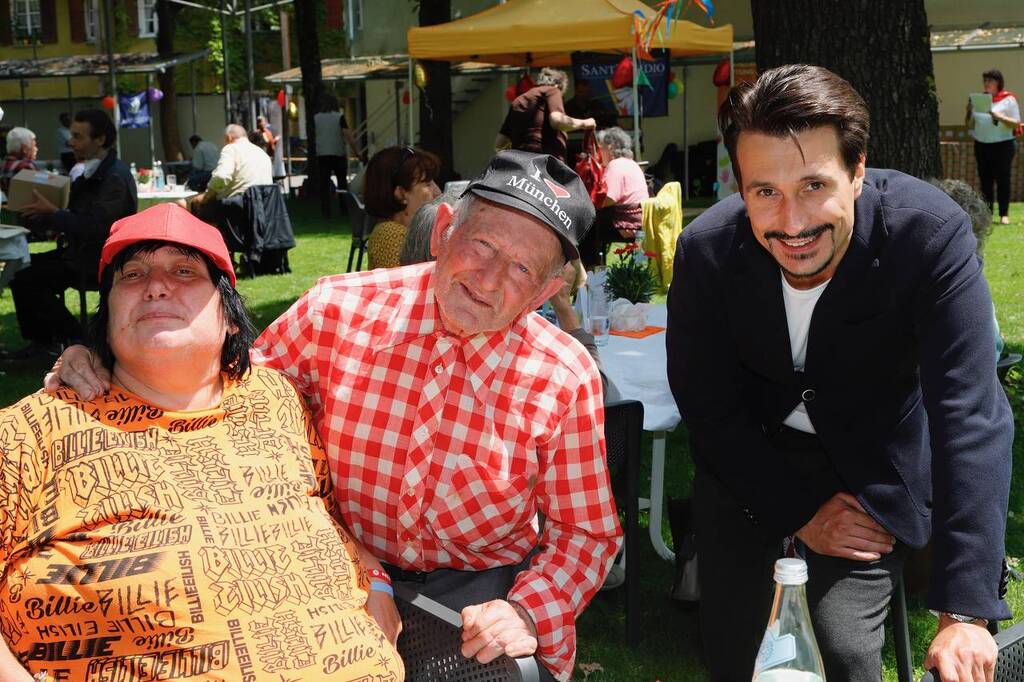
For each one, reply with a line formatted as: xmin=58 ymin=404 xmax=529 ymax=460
xmin=49 ymin=150 xmax=621 ymax=682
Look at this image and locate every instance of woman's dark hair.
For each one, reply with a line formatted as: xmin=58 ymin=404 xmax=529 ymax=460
xmin=362 ymin=145 xmax=441 ymax=219
xmin=983 ymin=69 xmax=1005 ymax=92
xmin=718 ymin=64 xmax=869 ymax=189
xmin=88 ymin=240 xmax=258 ymax=380
xmin=74 ymin=109 xmax=117 ymax=150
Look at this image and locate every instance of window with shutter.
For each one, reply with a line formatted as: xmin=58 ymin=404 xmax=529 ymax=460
xmin=69 ymin=0 xmax=86 ymax=42
xmin=137 ymin=0 xmax=157 ymax=37
xmin=10 ymin=0 xmax=42 ymax=43
xmin=84 ymin=0 xmax=99 ymax=43
xmin=0 ymin=0 xmax=12 ymax=45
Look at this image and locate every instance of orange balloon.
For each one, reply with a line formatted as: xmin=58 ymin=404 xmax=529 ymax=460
xmin=102 ymin=95 xmax=116 ymax=110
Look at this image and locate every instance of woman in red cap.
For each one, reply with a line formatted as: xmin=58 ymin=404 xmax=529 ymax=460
xmin=0 ymin=204 xmax=404 ymax=681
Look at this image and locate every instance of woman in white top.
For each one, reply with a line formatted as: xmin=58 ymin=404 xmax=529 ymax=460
xmin=966 ymin=68 xmax=1021 ymax=225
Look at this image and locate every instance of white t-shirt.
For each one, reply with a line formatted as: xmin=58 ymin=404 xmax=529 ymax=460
xmin=780 ymin=273 xmax=831 ymax=434
xmin=971 ymin=95 xmax=1021 ymax=144
xmin=314 ymin=111 xmax=348 ymax=157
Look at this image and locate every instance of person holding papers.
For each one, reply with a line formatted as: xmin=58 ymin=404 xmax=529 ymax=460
xmin=966 ymin=69 xmax=1021 ymax=225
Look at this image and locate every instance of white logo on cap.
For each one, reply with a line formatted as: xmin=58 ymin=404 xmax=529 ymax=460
xmin=507 ymin=174 xmax=572 ymax=230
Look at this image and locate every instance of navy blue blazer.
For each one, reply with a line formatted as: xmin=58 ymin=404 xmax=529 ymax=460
xmin=666 ymin=169 xmax=1013 ymax=620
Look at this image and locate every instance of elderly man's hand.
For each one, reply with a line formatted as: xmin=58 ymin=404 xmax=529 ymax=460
xmin=44 ymin=345 xmax=110 ymax=399
xmin=795 ymin=492 xmax=895 ymax=561
xmin=19 ymin=190 xmax=58 ymax=218
xmin=461 ymin=600 xmax=538 ymax=664
xmin=924 ymin=616 xmax=997 ymax=682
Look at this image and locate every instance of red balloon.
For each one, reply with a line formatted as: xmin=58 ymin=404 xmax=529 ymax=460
xmin=276 ymin=89 xmax=286 ymax=108
xmin=515 ymin=74 xmax=535 ymax=96
xmin=712 ymin=58 xmax=731 ymax=87
xmin=401 ymin=89 xmax=411 ymax=105
xmin=102 ymin=95 xmax=116 ymax=110
xmin=505 ymin=85 xmax=517 ymax=102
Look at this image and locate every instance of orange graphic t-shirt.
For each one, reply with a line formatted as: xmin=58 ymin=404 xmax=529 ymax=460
xmin=0 ymin=366 xmax=403 ymax=682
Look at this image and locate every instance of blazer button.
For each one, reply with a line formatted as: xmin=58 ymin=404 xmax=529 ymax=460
xmin=802 ymin=389 xmax=816 ymax=402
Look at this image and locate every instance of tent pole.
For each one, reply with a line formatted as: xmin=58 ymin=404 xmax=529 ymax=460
xmin=19 ymin=79 xmax=26 ymax=125
xmin=191 ymin=61 xmax=198 ymax=135
xmin=682 ymin=65 xmax=688 ymax=202
xmin=102 ymin=0 xmax=121 ymax=158
xmin=66 ymin=76 xmax=73 ymax=120
xmin=631 ymin=46 xmax=640 ymax=160
xmin=147 ymin=73 xmax=155 ymax=168
xmin=407 ymin=58 xmax=414 ymax=146
xmin=395 ymin=79 xmax=402 ymax=145
xmin=244 ymin=0 xmax=256 ymax=129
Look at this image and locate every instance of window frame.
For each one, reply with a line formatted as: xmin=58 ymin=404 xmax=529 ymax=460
xmin=10 ymin=0 xmax=42 ymax=42
xmin=137 ymin=0 xmax=159 ymax=38
xmin=84 ymin=0 xmax=100 ymax=43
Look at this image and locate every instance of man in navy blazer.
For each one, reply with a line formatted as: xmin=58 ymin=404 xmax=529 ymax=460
xmin=667 ymin=64 xmax=1012 ymax=682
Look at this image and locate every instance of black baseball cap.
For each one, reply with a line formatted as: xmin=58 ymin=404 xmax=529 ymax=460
xmin=463 ymin=150 xmax=595 ymax=261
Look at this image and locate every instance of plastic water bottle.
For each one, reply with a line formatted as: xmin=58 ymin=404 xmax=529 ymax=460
xmin=153 ymin=161 xmax=165 ymax=190
xmin=130 ymin=162 xmax=137 ymax=182
xmin=752 ymin=559 xmax=826 ymax=682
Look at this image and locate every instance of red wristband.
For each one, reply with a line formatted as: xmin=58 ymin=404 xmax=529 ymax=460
xmin=367 ymin=568 xmax=392 ymax=585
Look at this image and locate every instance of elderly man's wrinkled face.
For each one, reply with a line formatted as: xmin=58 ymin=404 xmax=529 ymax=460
xmin=431 ymin=199 xmax=564 ymax=337
xmin=108 ymin=246 xmax=229 ymax=365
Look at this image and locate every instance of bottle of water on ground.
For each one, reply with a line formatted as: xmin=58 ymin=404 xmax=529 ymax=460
xmin=752 ymin=558 xmax=826 ymax=682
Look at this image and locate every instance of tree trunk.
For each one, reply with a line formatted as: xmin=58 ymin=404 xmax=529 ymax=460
xmin=156 ymin=0 xmax=183 ymax=161
xmin=417 ymin=0 xmax=454 ymax=183
xmin=750 ymin=0 xmax=941 ymax=179
xmin=294 ymin=0 xmax=324 ymax=190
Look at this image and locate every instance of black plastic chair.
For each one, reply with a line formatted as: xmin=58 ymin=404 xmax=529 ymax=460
xmin=603 ymin=399 xmax=644 ymax=647
xmin=394 ymin=583 xmax=541 ymax=682
xmin=920 ymin=618 xmax=1024 ymax=681
xmin=341 ymin=190 xmax=371 ymax=272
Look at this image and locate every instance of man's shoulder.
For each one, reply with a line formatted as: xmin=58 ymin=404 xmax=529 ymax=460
xmin=518 ymin=314 xmax=600 ymax=386
xmin=862 ymin=168 xmax=968 ymax=242
xmin=305 ymin=263 xmax=433 ymax=310
xmin=679 ymin=193 xmax=747 ymax=258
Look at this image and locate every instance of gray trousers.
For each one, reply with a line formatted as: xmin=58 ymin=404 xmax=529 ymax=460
xmin=383 ymin=559 xmax=557 ymax=682
xmin=693 ymin=427 xmax=908 ymax=682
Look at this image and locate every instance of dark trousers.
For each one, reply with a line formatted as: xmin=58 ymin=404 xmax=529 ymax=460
xmin=383 ymin=559 xmax=556 ymax=682
xmin=693 ymin=427 xmax=907 ymax=682
xmin=975 ymin=139 xmax=1016 ymax=218
xmin=319 ymin=154 xmax=348 ymax=218
xmin=9 ymin=250 xmax=85 ymax=345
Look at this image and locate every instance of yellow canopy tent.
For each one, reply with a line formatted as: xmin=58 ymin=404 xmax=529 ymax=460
xmin=405 ymin=0 xmax=733 ymax=158
xmin=407 ymin=0 xmax=733 ymax=66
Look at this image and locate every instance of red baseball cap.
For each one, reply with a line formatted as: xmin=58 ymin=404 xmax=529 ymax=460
xmin=99 ymin=203 xmax=235 ymax=286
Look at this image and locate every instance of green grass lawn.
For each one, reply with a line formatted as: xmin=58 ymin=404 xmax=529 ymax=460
xmin=1 ymin=198 xmax=1023 ymax=681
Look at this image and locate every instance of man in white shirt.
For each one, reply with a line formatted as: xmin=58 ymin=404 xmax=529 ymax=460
xmin=189 ymin=124 xmax=271 ymax=226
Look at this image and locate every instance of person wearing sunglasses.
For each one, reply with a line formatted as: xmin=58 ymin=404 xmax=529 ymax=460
xmin=363 ymin=145 xmax=442 ymax=270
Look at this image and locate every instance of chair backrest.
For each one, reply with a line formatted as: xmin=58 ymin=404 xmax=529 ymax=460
xmin=603 ymin=399 xmax=644 ymax=473
xmin=243 ymin=184 xmax=294 ymax=251
xmin=921 ymin=620 xmax=1024 ymax=681
xmin=340 ymin=190 xmax=369 ymax=239
xmin=394 ymin=584 xmax=540 ymax=682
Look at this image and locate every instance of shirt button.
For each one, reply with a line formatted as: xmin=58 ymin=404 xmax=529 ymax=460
xmin=434 ymin=364 xmax=443 ymax=374
xmin=802 ymin=389 xmax=816 ymax=402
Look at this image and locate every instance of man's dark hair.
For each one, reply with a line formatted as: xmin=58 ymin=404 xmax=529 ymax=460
xmin=59 ymin=112 xmax=71 ymax=126
xmin=363 ymin=145 xmax=441 ymax=220
xmin=983 ymin=69 xmax=1005 ymax=92
xmin=74 ymin=109 xmax=117 ymax=150
xmin=718 ymin=64 xmax=869 ymax=189
xmin=89 ymin=240 xmax=257 ymax=380
xmin=189 ymin=134 xmax=201 ymax=147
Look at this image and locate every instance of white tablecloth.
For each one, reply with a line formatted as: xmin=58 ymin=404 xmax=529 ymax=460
xmin=137 ymin=187 xmax=197 ymax=211
xmin=0 ymin=224 xmax=31 ymax=291
xmin=602 ymin=305 xmax=681 ymax=432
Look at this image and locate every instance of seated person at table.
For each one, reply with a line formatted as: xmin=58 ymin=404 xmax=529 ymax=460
xmin=579 ymin=126 xmax=649 ymax=269
xmin=188 ymin=124 xmax=271 ymax=228
xmin=0 ymin=204 xmax=404 ymax=681
xmin=1 ymin=126 xmax=37 ymax=194
xmin=2 ymin=109 xmax=136 ymax=360
xmin=51 ymin=151 xmax=620 ymax=682
xmin=185 ymin=134 xmax=220 ymax=191
xmin=364 ymin=145 xmax=441 ymax=269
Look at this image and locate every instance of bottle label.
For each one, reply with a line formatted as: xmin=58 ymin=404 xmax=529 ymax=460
xmin=755 ymin=626 xmax=797 ymax=671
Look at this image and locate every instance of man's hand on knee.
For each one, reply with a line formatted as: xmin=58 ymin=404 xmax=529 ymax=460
xmin=43 ymin=345 xmax=110 ymax=399
xmin=924 ymin=616 xmax=996 ymax=682
xmin=795 ymin=492 xmax=895 ymax=561
xmin=460 ymin=599 xmax=538 ymax=664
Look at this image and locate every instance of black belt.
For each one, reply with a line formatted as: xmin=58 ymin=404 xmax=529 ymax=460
xmin=382 ymin=562 xmax=432 ymax=584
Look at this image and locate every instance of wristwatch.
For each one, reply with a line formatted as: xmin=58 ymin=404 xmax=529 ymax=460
xmin=942 ymin=611 xmax=988 ymax=626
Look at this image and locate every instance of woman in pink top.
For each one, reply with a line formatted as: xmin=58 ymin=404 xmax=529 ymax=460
xmin=579 ymin=126 xmax=650 ymax=268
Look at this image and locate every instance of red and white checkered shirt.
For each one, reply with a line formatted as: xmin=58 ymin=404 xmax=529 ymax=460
xmin=253 ymin=262 xmax=621 ymax=680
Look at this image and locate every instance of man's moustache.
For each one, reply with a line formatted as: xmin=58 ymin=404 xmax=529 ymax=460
xmin=764 ymin=223 xmax=834 ymax=241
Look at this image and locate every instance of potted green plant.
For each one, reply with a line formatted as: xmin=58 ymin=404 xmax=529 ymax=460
xmin=604 ymin=242 xmax=659 ymax=304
